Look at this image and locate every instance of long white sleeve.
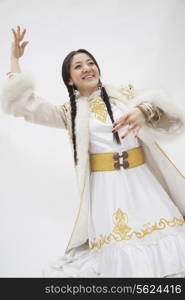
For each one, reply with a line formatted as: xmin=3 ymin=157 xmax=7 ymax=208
xmin=129 ymin=88 xmax=185 ymax=141
xmin=0 ymin=73 xmax=67 ymax=129
xmin=107 ymin=83 xmax=185 ymax=141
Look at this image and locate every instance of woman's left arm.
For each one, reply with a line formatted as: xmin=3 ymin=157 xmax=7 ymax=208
xmin=113 ymin=88 xmax=185 ymax=141
xmin=112 ymin=106 xmax=147 ymax=138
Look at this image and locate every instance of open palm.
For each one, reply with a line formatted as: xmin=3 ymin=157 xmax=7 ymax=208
xmin=11 ymin=25 xmax=29 ymax=59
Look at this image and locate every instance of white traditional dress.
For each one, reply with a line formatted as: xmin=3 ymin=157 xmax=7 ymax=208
xmin=45 ymin=96 xmax=185 ymax=278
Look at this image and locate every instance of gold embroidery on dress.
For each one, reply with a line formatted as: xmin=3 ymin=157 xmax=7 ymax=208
xmin=89 ymin=208 xmax=185 ymax=249
xmin=112 ymin=209 xmax=132 ymax=240
xmin=89 ymin=97 xmax=108 ymax=123
xmin=118 ymin=83 xmax=136 ymax=99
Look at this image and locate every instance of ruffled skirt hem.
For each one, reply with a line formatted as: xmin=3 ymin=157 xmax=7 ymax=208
xmin=43 ymin=231 xmax=185 ymax=278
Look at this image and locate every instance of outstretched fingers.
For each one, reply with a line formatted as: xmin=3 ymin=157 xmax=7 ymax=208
xmin=120 ymin=125 xmax=141 ymax=139
xmin=112 ymin=113 xmax=130 ymax=132
xmin=11 ymin=25 xmax=29 ymax=58
xmin=21 ymin=41 xmax=29 ymax=50
xmin=11 ymin=28 xmax=18 ymax=45
xmin=120 ymin=124 xmax=134 ymax=139
xmin=12 ymin=26 xmax=26 ymax=42
xmin=17 ymin=25 xmax=21 ymax=40
xmin=20 ymin=28 xmax=26 ymax=41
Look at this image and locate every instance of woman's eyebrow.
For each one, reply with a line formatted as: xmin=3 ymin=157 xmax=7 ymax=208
xmin=73 ymin=61 xmax=81 ymax=65
xmin=73 ymin=59 xmax=92 ymax=66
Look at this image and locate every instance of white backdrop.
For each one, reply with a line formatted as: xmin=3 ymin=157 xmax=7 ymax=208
xmin=0 ymin=0 xmax=185 ymax=277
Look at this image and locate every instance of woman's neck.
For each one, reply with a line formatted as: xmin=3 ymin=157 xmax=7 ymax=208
xmin=79 ymin=86 xmax=99 ymax=97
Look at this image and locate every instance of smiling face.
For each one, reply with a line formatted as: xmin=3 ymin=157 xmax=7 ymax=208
xmin=68 ymin=52 xmax=100 ymax=96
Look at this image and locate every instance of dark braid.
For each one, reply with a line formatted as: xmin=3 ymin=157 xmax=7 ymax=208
xmin=67 ymin=85 xmax=78 ymax=165
xmin=100 ymin=84 xmax=121 ymax=145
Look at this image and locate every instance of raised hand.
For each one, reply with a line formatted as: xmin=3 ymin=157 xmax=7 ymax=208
xmin=11 ymin=25 xmax=29 ymax=59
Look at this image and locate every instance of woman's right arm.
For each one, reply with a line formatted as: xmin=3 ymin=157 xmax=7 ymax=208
xmin=0 ymin=26 xmax=68 ymax=130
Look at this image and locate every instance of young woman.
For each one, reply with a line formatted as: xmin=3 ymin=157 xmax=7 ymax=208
xmin=1 ymin=26 xmax=185 ymax=277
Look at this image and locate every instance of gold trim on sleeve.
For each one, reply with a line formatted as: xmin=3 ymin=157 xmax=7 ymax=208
xmin=57 ymin=102 xmax=72 ymax=139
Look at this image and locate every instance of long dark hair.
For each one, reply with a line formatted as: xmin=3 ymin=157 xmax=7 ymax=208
xmin=61 ymin=49 xmax=121 ymax=165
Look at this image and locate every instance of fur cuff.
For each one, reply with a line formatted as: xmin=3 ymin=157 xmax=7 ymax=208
xmin=0 ymin=72 xmax=35 ymax=114
xmin=132 ymin=88 xmax=185 ymax=141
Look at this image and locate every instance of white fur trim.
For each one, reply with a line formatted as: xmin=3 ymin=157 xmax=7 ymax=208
xmin=131 ymin=89 xmax=185 ymax=141
xmin=75 ymin=96 xmax=90 ymax=194
xmin=0 ymin=73 xmax=35 ymax=114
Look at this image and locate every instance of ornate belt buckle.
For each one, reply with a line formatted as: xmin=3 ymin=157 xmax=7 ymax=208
xmin=113 ymin=151 xmax=129 ymax=169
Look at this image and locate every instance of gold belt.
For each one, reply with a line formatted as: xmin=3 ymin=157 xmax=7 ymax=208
xmin=90 ymin=146 xmax=145 ymax=172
